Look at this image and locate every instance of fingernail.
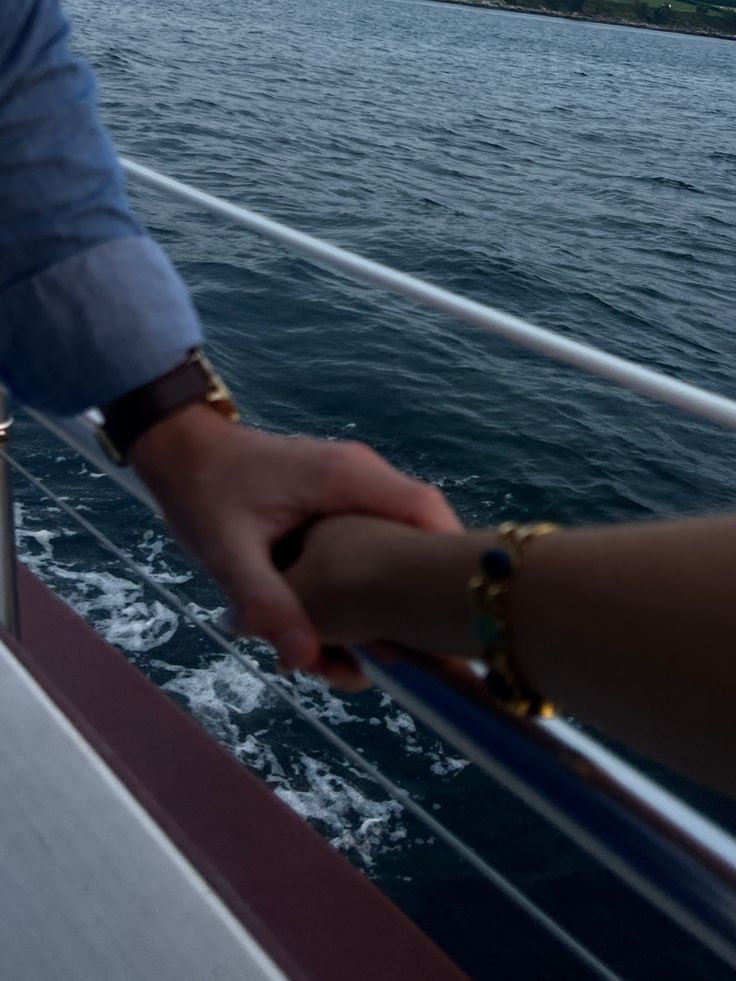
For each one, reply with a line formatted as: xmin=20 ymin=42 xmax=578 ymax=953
xmin=276 ymin=628 xmax=312 ymax=670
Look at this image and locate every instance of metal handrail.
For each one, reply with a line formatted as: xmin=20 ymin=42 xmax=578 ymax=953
xmin=364 ymin=651 xmax=736 ymax=968
xmin=122 ymin=157 xmax=736 ymax=430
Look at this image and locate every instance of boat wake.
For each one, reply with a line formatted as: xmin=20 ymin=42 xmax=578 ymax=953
xmin=13 ymin=498 xmax=467 ymax=870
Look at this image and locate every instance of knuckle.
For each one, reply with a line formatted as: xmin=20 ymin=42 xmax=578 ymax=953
xmin=342 ymin=439 xmax=378 ymax=459
xmin=316 ymin=440 xmax=377 ymax=488
xmin=332 ymin=440 xmax=382 ymax=470
xmin=423 ymin=483 xmax=446 ymax=502
xmin=315 ymin=446 xmax=347 ymax=490
xmin=416 ymin=483 xmax=447 ymax=509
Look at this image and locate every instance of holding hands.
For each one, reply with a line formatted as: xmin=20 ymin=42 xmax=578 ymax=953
xmin=286 ymin=509 xmax=736 ymax=797
xmin=133 ymin=403 xmax=736 ymax=794
xmin=131 ymin=404 xmax=461 ymax=670
xmin=284 ymin=515 xmax=486 ymax=686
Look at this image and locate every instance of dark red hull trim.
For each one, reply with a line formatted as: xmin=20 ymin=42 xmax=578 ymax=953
xmin=6 ymin=564 xmax=466 ymax=981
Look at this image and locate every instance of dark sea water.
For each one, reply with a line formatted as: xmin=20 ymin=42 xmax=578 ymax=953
xmin=13 ymin=0 xmax=736 ymax=976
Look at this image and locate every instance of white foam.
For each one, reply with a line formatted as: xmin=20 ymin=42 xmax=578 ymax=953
xmin=273 ymin=754 xmax=405 ymax=866
xmin=162 ymin=656 xmax=407 ymax=864
xmin=282 ymin=671 xmax=361 ymax=726
xmin=13 ymin=500 xmax=469 ymax=867
xmin=385 ymin=710 xmax=416 ymax=735
xmin=136 ymin=530 xmax=192 ymax=584
xmin=163 ymin=657 xmax=267 ymax=743
xmin=15 ymin=503 xmax=181 ymax=655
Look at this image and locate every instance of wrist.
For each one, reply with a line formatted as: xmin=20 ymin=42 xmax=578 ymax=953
xmin=131 ymin=402 xmax=250 ymax=488
xmin=98 ymin=348 xmax=239 ymax=465
xmin=379 ymin=529 xmax=533 ymax=658
xmin=293 ymin=517 xmax=436 ymax=646
xmin=368 ymin=530 xmax=480 ymax=652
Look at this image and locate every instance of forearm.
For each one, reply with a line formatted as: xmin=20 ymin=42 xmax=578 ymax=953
xmin=0 ymin=0 xmax=202 ymax=414
xmin=356 ymin=516 xmax=736 ymax=792
xmin=511 ymin=517 xmax=736 ymax=790
xmin=0 ymin=0 xmax=139 ymax=288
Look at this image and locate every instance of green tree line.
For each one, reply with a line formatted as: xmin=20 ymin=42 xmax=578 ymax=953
xmin=513 ymin=0 xmax=736 ymax=33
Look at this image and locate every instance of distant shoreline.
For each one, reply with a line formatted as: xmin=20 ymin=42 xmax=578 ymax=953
xmin=432 ymin=0 xmax=736 ymax=41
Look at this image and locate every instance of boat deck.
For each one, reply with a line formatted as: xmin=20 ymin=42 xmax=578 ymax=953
xmin=0 ymin=564 xmax=464 ymax=980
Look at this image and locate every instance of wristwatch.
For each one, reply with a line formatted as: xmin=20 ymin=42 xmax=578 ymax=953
xmin=96 ymin=348 xmax=240 ymax=465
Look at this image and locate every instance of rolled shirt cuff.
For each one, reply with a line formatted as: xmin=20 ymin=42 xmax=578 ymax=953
xmin=0 ymin=236 xmax=204 ymax=415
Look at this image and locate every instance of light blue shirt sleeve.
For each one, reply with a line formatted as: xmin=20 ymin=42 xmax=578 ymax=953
xmin=0 ymin=0 xmax=203 ymax=415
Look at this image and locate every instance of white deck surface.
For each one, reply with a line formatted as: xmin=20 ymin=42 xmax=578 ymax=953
xmin=0 ymin=638 xmax=287 ymax=981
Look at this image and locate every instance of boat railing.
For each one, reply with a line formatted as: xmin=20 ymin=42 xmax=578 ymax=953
xmin=3 ymin=157 xmax=736 ymax=979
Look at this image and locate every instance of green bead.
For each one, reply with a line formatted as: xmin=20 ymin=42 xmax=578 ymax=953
xmin=474 ymin=615 xmax=500 ymax=646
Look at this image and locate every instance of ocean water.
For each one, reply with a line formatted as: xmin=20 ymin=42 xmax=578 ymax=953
xmin=12 ymin=0 xmax=736 ymax=976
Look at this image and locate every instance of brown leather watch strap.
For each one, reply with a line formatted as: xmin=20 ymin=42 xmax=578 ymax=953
xmin=98 ymin=349 xmax=239 ymax=465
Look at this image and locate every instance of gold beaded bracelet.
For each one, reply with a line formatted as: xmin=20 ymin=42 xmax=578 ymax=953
xmin=469 ymin=521 xmax=560 ymax=719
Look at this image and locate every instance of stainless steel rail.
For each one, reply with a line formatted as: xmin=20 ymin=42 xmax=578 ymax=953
xmin=363 ymin=650 xmax=736 ymax=969
xmin=122 ymin=157 xmax=736 ymax=430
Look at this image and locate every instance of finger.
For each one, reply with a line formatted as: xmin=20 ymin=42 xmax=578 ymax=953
xmin=319 ymin=663 xmax=372 ymax=693
xmin=317 ymin=646 xmax=372 ymax=692
xmin=218 ymin=538 xmax=322 ymax=671
xmin=313 ymin=442 xmax=462 ymax=532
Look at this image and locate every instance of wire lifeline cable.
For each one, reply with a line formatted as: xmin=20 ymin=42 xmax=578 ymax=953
xmin=29 ymin=408 xmax=736 ymax=878
xmin=121 ymin=156 xmax=736 ymax=432
xmin=1 ymin=448 xmax=622 ymax=981
xmin=24 ymin=408 xmax=736 ymax=972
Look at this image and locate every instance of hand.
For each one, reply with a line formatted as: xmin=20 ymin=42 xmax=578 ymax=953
xmin=284 ymin=515 xmax=424 ymax=647
xmin=285 ymin=515 xmax=484 ymax=687
xmin=283 ymin=515 xmax=425 ymax=689
xmin=131 ymin=404 xmax=461 ymax=669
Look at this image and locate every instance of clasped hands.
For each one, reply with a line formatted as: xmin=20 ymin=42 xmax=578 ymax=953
xmin=131 ymin=405 xmax=463 ymax=685
xmin=133 ymin=413 xmax=736 ymax=797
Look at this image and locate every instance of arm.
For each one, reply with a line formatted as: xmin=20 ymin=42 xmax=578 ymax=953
xmin=0 ymin=1 xmax=460 ymax=665
xmin=286 ymin=514 xmax=736 ymax=795
xmin=131 ymin=406 xmax=459 ymax=664
xmin=0 ymin=0 xmax=202 ymax=414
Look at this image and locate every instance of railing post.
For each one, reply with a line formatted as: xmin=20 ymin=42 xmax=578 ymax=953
xmin=0 ymin=391 xmax=20 ymax=637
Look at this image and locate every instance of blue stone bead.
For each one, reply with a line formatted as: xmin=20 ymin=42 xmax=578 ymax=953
xmin=481 ymin=548 xmax=512 ymax=580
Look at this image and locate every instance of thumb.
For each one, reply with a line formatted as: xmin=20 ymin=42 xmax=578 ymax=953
xmin=228 ymin=542 xmax=321 ymax=671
